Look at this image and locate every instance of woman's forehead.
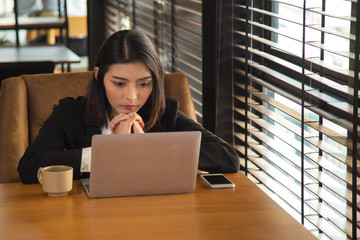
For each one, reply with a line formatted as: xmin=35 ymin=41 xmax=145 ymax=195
xmin=106 ymin=62 xmax=152 ymax=79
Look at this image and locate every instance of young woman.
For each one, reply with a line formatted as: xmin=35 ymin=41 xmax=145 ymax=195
xmin=17 ymin=29 xmax=240 ymax=184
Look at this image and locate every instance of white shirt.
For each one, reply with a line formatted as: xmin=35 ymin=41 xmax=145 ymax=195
xmin=80 ymin=122 xmax=112 ymax=172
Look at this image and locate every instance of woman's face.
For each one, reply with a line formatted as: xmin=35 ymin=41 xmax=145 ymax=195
xmin=98 ymin=62 xmax=153 ymax=116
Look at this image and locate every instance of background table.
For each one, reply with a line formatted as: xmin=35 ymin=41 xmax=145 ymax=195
xmin=0 ymin=45 xmax=80 ymax=65
xmin=0 ymin=16 xmax=66 ymax=30
xmin=0 ymin=173 xmax=317 ymax=240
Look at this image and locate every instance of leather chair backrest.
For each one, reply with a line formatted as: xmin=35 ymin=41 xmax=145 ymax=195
xmin=26 ymin=71 xmax=92 ymax=143
xmin=0 ymin=71 xmax=196 ymax=183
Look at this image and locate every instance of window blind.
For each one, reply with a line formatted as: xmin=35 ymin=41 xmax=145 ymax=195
xmin=160 ymin=0 xmax=203 ymax=122
xmin=104 ymin=0 xmax=130 ymax=37
xmin=233 ymin=0 xmax=359 ymax=239
xmin=104 ymin=0 xmax=203 ymax=123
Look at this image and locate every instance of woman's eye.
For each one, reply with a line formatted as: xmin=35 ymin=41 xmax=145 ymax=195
xmin=115 ymin=82 xmax=125 ymax=87
xmin=139 ymin=82 xmax=151 ymax=87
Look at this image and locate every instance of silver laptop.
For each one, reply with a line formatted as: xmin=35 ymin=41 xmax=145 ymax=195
xmin=81 ymin=131 xmax=201 ymax=198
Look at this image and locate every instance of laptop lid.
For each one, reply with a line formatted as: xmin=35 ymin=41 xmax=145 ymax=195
xmin=84 ymin=131 xmax=201 ymax=198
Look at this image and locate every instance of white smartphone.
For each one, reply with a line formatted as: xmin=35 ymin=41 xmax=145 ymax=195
xmin=200 ymin=174 xmax=235 ymax=189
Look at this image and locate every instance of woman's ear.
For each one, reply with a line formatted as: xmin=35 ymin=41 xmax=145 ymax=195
xmin=94 ymin=67 xmax=99 ymax=80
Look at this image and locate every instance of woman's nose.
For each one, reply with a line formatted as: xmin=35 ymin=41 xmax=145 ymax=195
xmin=126 ymin=85 xmax=137 ymax=99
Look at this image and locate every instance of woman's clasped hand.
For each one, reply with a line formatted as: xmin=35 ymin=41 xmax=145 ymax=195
xmin=110 ymin=112 xmax=145 ymax=134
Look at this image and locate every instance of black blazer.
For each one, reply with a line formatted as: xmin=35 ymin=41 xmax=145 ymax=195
xmin=18 ymin=97 xmax=240 ymax=183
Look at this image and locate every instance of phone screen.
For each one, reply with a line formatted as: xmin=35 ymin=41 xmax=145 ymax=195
xmin=202 ymin=175 xmax=232 ymax=185
xmin=201 ymin=174 xmax=235 ymax=188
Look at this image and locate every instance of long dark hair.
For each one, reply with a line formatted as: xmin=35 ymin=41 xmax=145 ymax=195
xmin=87 ymin=29 xmax=165 ymax=131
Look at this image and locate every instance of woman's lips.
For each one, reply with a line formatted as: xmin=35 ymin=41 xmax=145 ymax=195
xmin=124 ymin=105 xmax=136 ymax=110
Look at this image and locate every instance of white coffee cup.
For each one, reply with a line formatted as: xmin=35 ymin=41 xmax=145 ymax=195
xmin=37 ymin=165 xmax=73 ymax=197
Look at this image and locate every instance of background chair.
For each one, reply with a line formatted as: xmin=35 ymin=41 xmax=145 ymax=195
xmin=0 ymin=61 xmax=55 ymax=89
xmin=0 ymin=71 xmax=196 ymax=183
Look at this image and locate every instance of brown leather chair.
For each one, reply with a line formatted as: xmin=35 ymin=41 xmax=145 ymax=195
xmin=0 ymin=71 xmax=196 ymax=183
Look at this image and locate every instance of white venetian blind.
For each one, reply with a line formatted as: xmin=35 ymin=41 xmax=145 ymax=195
xmin=233 ymin=0 xmax=359 ymax=239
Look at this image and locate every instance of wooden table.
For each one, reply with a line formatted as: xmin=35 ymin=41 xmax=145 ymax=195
xmin=0 ymin=173 xmax=317 ymax=240
xmin=0 ymin=45 xmax=80 ymax=72
xmin=0 ymin=45 xmax=80 ymax=64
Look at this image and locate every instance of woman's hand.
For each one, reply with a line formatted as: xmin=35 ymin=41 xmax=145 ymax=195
xmin=110 ymin=112 xmax=144 ymax=134
xmin=132 ymin=120 xmax=145 ymax=133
